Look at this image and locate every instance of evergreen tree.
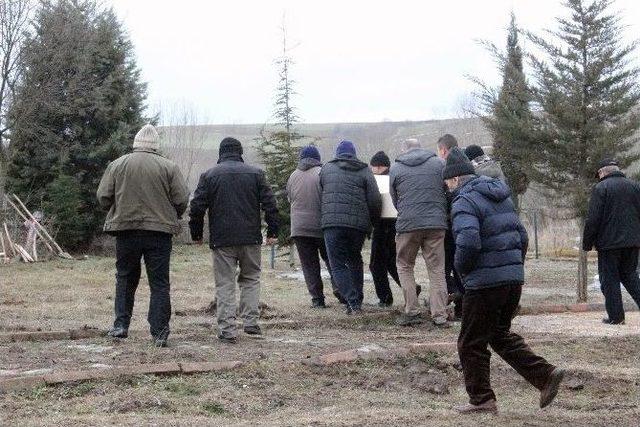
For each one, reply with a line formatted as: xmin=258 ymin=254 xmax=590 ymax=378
xmin=528 ymin=0 xmax=640 ymax=301
xmin=256 ymin=23 xmax=304 ymax=246
xmin=474 ymin=13 xmax=534 ymax=212
xmin=6 ymin=0 xmax=147 ymax=248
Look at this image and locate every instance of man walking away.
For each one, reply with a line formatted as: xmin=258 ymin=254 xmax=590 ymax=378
xmin=369 ymin=151 xmax=401 ymax=307
xmin=97 ymin=124 xmax=189 ymax=347
xmin=464 ymin=145 xmax=506 ymax=182
xmin=444 ymin=147 xmax=564 ymax=414
xmin=437 ymin=134 xmax=465 ymax=320
xmin=390 ymin=138 xmax=449 ymax=327
xmin=189 ymin=137 xmax=279 ymax=344
xmin=320 ymin=140 xmax=382 ymax=314
xmin=287 ymin=145 xmax=343 ymax=308
xmin=583 ymin=159 xmax=640 ymax=325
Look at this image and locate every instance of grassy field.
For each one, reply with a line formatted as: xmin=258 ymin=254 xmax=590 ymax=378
xmin=1 ymin=244 xmax=639 ymax=426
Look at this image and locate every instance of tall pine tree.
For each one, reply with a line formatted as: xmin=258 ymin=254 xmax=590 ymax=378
xmin=474 ymin=13 xmax=534 ymax=212
xmin=528 ymin=0 xmax=640 ymax=301
xmin=6 ymin=0 xmax=147 ymax=248
xmin=256 ymin=22 xmax=304 ymax=246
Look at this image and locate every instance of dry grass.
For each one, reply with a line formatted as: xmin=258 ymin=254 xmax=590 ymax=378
xmin=1 ymin=244 xmax=639 ymax=426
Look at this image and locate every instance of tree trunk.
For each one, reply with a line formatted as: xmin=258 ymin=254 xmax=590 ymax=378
xmin=577 ymin=218 xmax=588 ymax=302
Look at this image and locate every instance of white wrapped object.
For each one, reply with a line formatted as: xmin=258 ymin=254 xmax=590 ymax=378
xmin=375 ymin=175 xmax=398 ymax=219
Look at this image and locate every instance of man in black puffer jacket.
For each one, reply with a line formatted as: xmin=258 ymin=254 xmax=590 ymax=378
xmin=320 ymin=140 xmax=382 ymax=314
xmin=445 ymin=147 xmax=564 ymax=414
xmin=583 ymin=159 xmax=640 ymax=325
xmin=189 ymin=137 xmax=279 ymax=343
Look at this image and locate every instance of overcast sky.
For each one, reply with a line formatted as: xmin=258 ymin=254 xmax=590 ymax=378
xmin=109 ymin=0 xmax=640 ymax=125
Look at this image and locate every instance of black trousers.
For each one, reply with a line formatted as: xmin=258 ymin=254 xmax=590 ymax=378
xmin=114 ymin=230 xmax=172 ymax=339
xmin=598 ymin=248 xmax=640 ymax=322
xmin=445 ymin=227 xmax=464 ymax=313
xmin=294 ymin=236 xmax=337 ymax=304
xmin=458 ymin=284 xmax=555 ymax=405
xmin=369 ymin=219 xmax=400 ymax=304
xmin=324 ymin=227 xmax=366 ymax=309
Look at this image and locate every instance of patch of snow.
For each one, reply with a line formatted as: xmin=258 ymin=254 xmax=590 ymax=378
xmin=67 ymin=344 xmax=113 ymax=353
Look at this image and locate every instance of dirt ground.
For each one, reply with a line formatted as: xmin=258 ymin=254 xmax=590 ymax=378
xmin=1 ymin=244 xmax=639 ymax=426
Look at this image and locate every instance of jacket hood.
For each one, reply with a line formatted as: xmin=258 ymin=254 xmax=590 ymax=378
xmin=218 ymin=153 xmax=244 ymax=164
xmin=461 ymin=175 xmax=511 ymax=202
xmin=396 ymin=148 xmax=437 ymax=167
xmin=298 ymin=157 xmax=322 ymax=171
xmin=600 ymin=170 xmax=626 ymax=181
xmin=330 ymin=153 xmax=368 ymax=171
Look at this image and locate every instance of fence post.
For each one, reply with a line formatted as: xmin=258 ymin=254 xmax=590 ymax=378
xmin=533 ymin=210 xmax=539 ymax=259
xmin=270 ymin=244 xmax=275 ymax=269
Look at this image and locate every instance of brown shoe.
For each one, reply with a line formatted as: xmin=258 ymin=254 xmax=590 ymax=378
xmin=540 ymin=368 xmax=565 ymax=408
xmin=453 ymin=399 xmax=498 ymax=414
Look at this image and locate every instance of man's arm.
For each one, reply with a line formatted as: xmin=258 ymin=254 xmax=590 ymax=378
xmin=188 ymin=173 xmax=209 ymax=241
xmin=452 ymin=197 xmax=481 ymax=275
xmin=96 ymin=163 xmax=115 ymax=210
xmin=258 ymin=171 xmax=279 ymax=240
xmin=583 ymin=186 xmax=604 ymax=251
xmin=365 ymin=169 xmax=382 ymax=224
xmin=170 ymin=164 xmax=190 ymax=219
xmin=516 ymin=219 xmax=529 ymax=261
xmin=389 ymin=167 xmax=398 ymax=208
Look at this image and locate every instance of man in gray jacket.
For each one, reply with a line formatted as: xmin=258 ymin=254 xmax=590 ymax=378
xmin=390 ymin=138 xmax=449 ymax=327
xmin=320 ymin=140 xmax=382 ymax=314
xmin=287 ymin=145 xmax=342 ymax=308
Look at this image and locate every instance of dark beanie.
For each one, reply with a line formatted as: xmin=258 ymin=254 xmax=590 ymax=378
xmin=300 ymin=145 xmax=321 ymax=161
xmin=336 ymin=140 xmax=356 ymax=157
xmin=219 ymin=137 xmax=243 ymax=156
xmin=370 ymin=151 xmax=390 ymax=167
xmin=442 ymin=147 xmax=475 ymax=180
xmin=464 ymin=144 xmax=485 ymax=161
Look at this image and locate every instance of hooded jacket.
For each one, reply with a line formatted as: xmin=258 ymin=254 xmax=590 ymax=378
xmin=451 ymin=175 xmax=528 ymax=290
xmin=472 ymin=154 xmax=506 ymax=182
xmin=583 ymin=171 xmax=640 ymax=251
xmin=189 ymin=153 xmax=279 ymax=248
xmin=97 ymin=148 xmax=189 ymax=235
xmin=319 ymin=154 xmax=382 ymax=232
xmin=389 ymin=148 xmax=448 ymax=233
xmin=287 ymin=158 xmax=323 ymax=238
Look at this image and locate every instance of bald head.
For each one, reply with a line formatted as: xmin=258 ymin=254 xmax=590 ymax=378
xmin=401 ymin=138 xmax=421 ymax=152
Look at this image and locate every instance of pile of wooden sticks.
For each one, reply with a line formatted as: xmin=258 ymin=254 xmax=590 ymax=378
xmin=1 ymin=193 xmax=73 ymax=263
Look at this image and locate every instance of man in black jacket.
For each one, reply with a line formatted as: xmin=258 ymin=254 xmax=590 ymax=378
xmin=320 ymin=140 xmax=382 ymax=314
xmin=583 ymin=159 xmax=640 ymax=325
xmin=189 ymin=137 xmax=279 ymax=343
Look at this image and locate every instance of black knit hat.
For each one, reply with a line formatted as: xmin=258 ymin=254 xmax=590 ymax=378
xmin=370 ymin=151 xmax=391 ymax=167
xmin=464 ymin=144 xmax=485 ymax=161
xmin=442 ymin=147 xmax=475 ymax=180
xmin=219 ymin=137 xmax=243 ymax=156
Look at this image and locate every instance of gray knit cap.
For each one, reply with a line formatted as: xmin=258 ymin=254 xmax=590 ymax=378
xmin=133 ymin=124 xmax=160 ymax=150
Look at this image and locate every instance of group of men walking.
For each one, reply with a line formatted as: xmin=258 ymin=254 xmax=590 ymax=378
xmin=95 ymin=123 xmax=640 ymax=414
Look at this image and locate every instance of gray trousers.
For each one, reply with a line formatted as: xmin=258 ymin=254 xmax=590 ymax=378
xmin=212 ymin=245 xmax=261 ymax=338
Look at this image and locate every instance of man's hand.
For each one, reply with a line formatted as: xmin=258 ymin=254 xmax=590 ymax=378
xmin=266 ymin=237 xmax=278 ymax=246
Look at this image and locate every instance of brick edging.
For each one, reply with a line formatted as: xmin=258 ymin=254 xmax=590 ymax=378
xmin=0 ymin=360 xmax=243 ymax=393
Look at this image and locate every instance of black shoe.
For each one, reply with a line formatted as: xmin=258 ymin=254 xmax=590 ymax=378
xmin=416 ymin=285 xmax=422 ymax=297
xmin=377 ymin=301 xmax=393 ymax=308
xmin=218 ymin=335 xmax=238 ymax=344
xmin=107 ymin=326 xmax=128 ymax=338
xmin=312 ymin=300 xmax=327 ymax=309
xmin=395 ymin=313 xmax=423 ymax=326
xmin=602 ymin=317 xmax=625 ymax=325
xmin=346 ymin=305 xmax=363 ymax=315
xmin=540 ymin=368 xmax=565 ymax=408
xmin=244 ymin=325 xmax=262 ymax=335
xmin=152 ymin=336 xmax=168 ymax=348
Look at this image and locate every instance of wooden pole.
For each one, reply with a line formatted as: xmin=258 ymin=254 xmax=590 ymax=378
xmin=3 ymin=223 xmax=15 ymax=257
xmin=3 ymin=195 xmax=54 ymax=253
xmin=0 ymin=233 xmax=7 ymax=263
xmin=11 ymin=194 xmax=71 ymax=259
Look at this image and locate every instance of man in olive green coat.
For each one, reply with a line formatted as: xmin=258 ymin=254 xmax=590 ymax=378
xmin=97 ymin=124 xmax=189 ymax=347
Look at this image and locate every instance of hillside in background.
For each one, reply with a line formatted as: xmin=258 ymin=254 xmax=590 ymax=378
xmin=161 ymin=117 xmax=492 ymax=189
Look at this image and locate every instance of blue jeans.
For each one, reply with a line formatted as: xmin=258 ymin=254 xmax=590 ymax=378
xmin=324 ymin=227 xmax=366 ymax=309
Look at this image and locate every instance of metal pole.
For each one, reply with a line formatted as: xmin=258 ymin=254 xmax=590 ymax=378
xmin=533 ymin=211 xmax=539 ymax=260
xmin=270 ymin=244 xmax=275 ymax=269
